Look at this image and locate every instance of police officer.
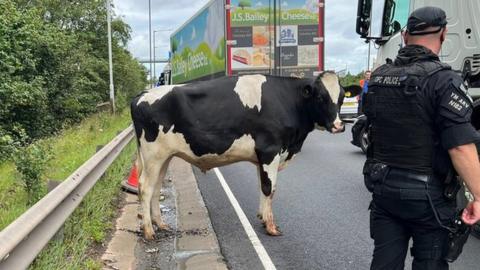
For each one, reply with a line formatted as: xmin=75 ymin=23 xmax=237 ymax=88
xmin=363 ymin=6 xmax=480 ymax=270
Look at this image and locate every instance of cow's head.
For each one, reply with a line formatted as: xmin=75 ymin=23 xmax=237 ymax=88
xmin=303 ymin=71 xmax=361 ymax=133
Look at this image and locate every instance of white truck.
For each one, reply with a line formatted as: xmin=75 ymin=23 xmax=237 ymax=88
xmin=355 ymin=0 xmax=480 ymax=236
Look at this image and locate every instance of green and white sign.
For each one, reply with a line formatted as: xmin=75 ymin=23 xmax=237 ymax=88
xmin=171 ymin=0 xmax=226 ymax=83
xmin=230 ymin=0 xmax=319 ymax=26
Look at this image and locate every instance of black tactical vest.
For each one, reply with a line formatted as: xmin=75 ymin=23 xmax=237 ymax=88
xmin=364 ymin=60 xmax=450 ymax=174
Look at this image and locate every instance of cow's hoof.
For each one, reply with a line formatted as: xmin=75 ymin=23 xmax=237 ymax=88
xmin=157 ymin=223 xmax=172 ymax=231
xmin=266 ymin=225 xmax=282 ymax=236
xmin=143 ymin=226 xmax=156 ymax=240
xmin=144 ymin=232 xmax=155 ymax=240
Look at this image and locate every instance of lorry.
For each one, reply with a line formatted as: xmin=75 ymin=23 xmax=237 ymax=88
xmin=355 ymin=0 xmax=480 ymax=236
xmin=166 ymin=0 xmax=326 ymax=84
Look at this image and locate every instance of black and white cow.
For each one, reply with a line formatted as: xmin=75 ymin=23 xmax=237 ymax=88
xmin=131 ymin=72 xmax=361 ymax=239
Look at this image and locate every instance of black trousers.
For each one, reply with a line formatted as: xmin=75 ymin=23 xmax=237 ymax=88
xmin=369 ymin=177 xmax=456 ymax=270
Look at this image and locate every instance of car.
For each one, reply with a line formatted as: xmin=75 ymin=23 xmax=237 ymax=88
xmin=340 ymin=95 xmax=359 ymax=121
xmin=340 ymin=86 xmax=362 ymax=122
xmin=351 ymin=114 xmax=369 ymax=153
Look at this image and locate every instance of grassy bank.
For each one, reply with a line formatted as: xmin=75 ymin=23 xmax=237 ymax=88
xmin=0 ymin=109 xmax=136 ymax=269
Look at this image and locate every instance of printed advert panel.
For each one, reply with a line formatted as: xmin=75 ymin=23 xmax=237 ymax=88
xmin=229 ymin=0 xmax=320 ymax=78
xmin=171 ymin=0 xmax=225 ymax=83
xmin=230 ymin=0 xmax=319 ymax=26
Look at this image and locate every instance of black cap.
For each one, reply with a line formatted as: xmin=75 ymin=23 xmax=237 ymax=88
xmin=406 ymin=6 xmax=447 ymax=35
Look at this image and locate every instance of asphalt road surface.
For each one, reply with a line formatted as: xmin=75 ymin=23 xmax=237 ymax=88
xmin=195 ymin=126 xmax=480 ymax=270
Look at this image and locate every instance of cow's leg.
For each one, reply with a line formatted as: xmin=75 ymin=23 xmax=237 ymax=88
xmin=256 ymin=167 xmax=266 ymax=223
xmin=139 ymin=156 xmax=167 ymax=240
xmin=151 ymin=156 xmax=172 ymax=231
xmin=257 ymin=153 xmax=281 ymax=236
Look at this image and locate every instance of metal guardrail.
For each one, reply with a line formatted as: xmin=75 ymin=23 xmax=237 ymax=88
xmin=0 ymin=125 xmax=134 ymax=270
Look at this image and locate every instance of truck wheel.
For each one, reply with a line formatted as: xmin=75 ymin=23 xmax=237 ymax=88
xmin=360 ymin=126 xmax=369 ymax=154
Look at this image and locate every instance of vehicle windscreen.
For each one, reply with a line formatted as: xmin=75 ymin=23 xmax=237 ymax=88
xmin=382 ymin=0 xmax=410 ymax=37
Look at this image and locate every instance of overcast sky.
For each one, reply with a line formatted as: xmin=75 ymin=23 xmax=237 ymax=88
xmin=112 ymin=0 xmax=374 ymax=78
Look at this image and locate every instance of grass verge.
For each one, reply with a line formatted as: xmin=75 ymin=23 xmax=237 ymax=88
xmin=0 ymin=109 xmax=136 ymax=269
xmin=30 ymin=141 xmax=136 ymax=270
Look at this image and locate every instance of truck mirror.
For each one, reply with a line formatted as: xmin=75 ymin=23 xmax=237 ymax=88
xmin=393 ymin=21 xmax=401 ymax=33
xmin=356 ymin=0 xmax=372 ymax=38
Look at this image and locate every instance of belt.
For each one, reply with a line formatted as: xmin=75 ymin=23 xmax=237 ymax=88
xmin=388 ymin=168 xmax=430 ymax=183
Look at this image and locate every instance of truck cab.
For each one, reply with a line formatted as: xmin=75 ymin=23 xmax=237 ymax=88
xmin=356 ymin=0 xmax=480 ymax=126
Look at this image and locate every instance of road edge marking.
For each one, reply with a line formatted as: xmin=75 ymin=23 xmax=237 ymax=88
xmin=213 ymin=168 xmax=277 ymax=270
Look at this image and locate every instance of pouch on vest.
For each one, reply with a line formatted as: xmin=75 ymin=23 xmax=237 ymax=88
xmin=363 ymin=160 xmax=389 ymax=192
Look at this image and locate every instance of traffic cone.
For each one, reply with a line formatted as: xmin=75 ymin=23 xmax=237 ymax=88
xmin=122 ymin=164 xmax=139 ymax=194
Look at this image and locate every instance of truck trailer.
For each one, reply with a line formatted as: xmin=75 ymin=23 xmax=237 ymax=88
xmin=168 ymin=0 xmax=326 ymax=84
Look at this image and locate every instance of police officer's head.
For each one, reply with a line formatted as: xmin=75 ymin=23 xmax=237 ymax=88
xmin=402 ymin=6 xmax=448 ymax=54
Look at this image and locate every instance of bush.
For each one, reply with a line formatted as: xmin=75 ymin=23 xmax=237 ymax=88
xmin=14 ymin=144 xmax=51 ymax=206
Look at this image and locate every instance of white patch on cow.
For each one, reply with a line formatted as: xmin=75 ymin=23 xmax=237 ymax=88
xmin=277 ymin=150 xmax=291 ymax=171
xmin=260 ymin=151 xmax=289 ymax=179
xmin=234 ymin=75 xmax=266 ymax=111
xmin=320 ymin=72 xmax=341 ymax=105
xmin=262 ymin=154 xmax=281 ymax=182
xmin=334 ymin=115 xmax=342 ymax=126
xmin=139 ymin=125 xmax=258 ymax=171
xmin=136 ymin=84 xmax=183 ymax=106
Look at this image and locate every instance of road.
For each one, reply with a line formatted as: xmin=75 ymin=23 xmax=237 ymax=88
xmin=195 ymin=126 xmax=480 ymax=270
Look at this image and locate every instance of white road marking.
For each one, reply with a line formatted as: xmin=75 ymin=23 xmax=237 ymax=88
xmin=213 ymin=168 xmax=277 ymax=270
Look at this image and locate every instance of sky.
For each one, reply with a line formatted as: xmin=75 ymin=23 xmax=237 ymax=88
xmin=112 ymin=0 xmax=375 ymax=78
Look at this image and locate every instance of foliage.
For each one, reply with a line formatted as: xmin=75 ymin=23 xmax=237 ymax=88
xmin=30 ymin=141 xmax=136 ymax=270
xmin=339 ymin=71 xmax=365 ymax=87
xmin=0 ymin=109 xmax=132 ymax=230
xmin=238 ymin=0 xmax=252 ymax=9
xmin=0 ymin=109 xmax=133 ymax=268
xmin=14 ymin=144 xmax=51 ymax=206
xmin=0 ymin=0 xmax=146 ymax=161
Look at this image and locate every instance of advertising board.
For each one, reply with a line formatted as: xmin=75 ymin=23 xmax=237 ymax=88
xmin=171 ymin=0 xmax=226 ymax=83
xmin=229 ymin=0 xmax=321 ymax=78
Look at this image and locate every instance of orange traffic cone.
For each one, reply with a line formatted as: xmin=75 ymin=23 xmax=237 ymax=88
xmin=122 ymin=164 xmax=139 ymax=194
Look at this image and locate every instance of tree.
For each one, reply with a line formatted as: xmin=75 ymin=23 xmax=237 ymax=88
xmin=238 ymin=0 xmax=252 ymax=9
xmin=0 ymin=0 xmax=146 ymax=160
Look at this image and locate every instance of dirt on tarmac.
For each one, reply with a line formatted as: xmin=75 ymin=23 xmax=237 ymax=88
xmin=100 ymin=158 xmax=227 ymax=270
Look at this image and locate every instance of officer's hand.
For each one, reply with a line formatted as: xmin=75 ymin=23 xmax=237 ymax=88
xmin=462 ymin=200 xmax=480 ymax=225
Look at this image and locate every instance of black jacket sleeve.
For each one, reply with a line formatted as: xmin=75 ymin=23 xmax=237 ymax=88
xmin=432 ymin=71 xmax=480 ymax=149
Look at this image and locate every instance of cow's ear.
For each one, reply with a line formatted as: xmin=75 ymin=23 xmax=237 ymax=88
xmin=302 ymin=85 xmax=313 ymax=98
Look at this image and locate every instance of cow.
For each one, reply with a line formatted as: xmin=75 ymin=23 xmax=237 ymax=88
xmin=131 ymin=72 xmax=362 ymax=240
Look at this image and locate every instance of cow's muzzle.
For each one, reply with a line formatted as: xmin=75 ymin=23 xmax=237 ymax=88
xmin=330 ymin=121 xmax=345 ymax=133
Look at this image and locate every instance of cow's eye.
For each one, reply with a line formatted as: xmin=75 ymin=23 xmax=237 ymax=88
xmin=317 ymin=94 xmax=324 ymax=102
